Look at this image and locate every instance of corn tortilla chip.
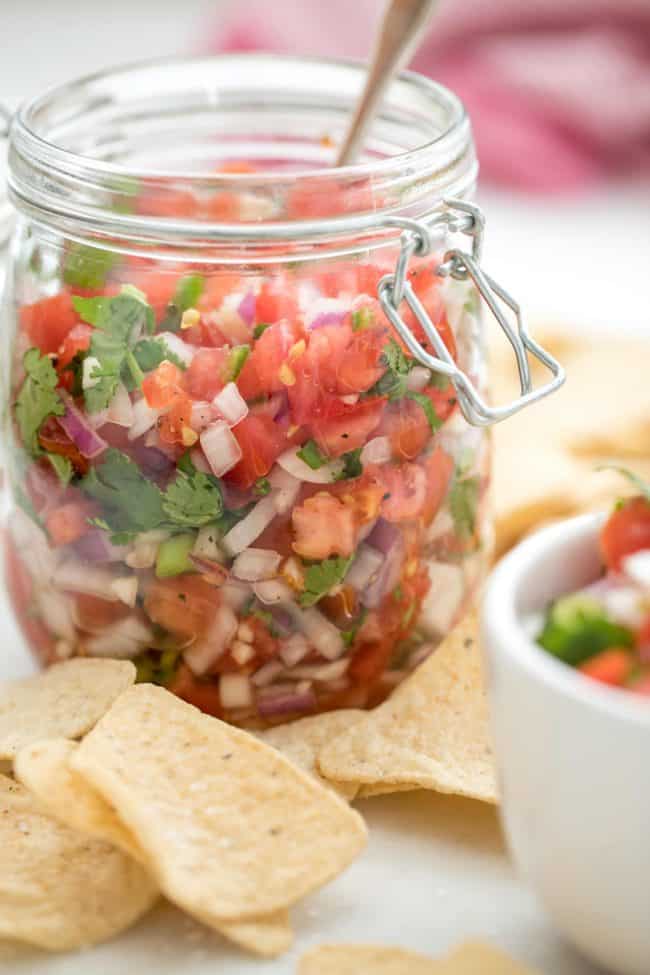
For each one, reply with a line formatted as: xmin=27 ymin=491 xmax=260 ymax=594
xmin=298 ymin=940 xmax=539 ymax=974
xmin=0 ymin=659 xmax=136 ymax=759
xmin=14 ymin=739 xmax=291 ymax=957
xmin=261 ymin=710 xmax=365 ymax=800
xmin=71 ymin=684 xmax=367 ymax=922
xmin=318 ymin=614 xmax=497 ymax=803
xmin=0 ymin=773 xmax=157 ymax=951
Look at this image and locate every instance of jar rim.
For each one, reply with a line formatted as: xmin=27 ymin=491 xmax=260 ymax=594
xmin=7 ymin=53 xmax=477 ymax=250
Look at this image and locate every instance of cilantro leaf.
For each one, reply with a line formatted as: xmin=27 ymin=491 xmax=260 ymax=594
xmin=131 ymin=338 xmax=188 ymax=375
xmin=405 ymin=390 xmax=442 ymax=433
xmin=367 ymin=338 xmax=413 ymax=400
xmin=449 ymin=474 xmax=480 ymax=539
xmin=160 ymin=275 xmax=204 ymax=332
xmin=254 ymin=477 xmax=271 ymax=496
xmin=47 ymin=454 xmax=73 ymax=487
xmin=598 ymin=466 xmax=650 ymax=503
xmin=63 ymin=243 xmax=117 ymax=290
xmin=297 ymin=439 xmax=328 ymax=470
xmin=253 ymin=322 xmax=271 ymax=339
xmin=15 ymin=349 xmax=65 ymax=455
xmin=300 ymin=555 xmax=353 ymax=607
xmin=333 ymin=448 xmax=363 ymax=481
xmin=162 ymin=471 xmax=223 ymax=528
xmin=80 ymin=448 xmax=166 ymax=534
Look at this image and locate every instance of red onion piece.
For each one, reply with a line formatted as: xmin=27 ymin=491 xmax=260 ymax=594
xmin=256 ymin=685 xmax=316 ymax=717
xmin=131 ymin=444 xmax=175 ymax=480
xmin=58 ymin=391 xmax=108 ymax=459
xmin=72 ymin=529 xmax=129 ymax=564
xmin=362 ymin=519 xmax=405 ymax=609
xmin=237 ymin=290 xmax=256 ymax=327
xmin=189 ymin=447 xmax=211 ymax=474
xmin=346 ymin=543 xmax=383 ymax=591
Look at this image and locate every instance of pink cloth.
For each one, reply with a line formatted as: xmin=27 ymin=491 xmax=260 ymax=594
xmin=207 ymin=0 xmax=650 ymax=193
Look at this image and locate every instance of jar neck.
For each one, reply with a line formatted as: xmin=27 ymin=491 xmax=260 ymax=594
xmin=7 ymin=54 xmax=477 ymax=262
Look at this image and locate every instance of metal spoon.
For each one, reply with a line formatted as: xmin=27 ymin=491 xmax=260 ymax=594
xmin=336 ymin=0 xmax=439 ymax=167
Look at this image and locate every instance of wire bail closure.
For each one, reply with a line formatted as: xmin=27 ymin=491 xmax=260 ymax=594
xmin=377 ymin=199 xmax=565 ymax=427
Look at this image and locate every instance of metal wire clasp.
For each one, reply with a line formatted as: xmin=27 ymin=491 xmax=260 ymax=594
xmin=377 ymin=200 xmax=565 ymax=427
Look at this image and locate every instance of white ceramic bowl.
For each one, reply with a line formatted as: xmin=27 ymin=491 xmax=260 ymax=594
xmin=482 ymin=513 xmax=650 ymax=975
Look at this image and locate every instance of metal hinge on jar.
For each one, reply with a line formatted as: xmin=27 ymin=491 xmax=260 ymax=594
xmin=377 ymin=200 xmax=565 ymax=427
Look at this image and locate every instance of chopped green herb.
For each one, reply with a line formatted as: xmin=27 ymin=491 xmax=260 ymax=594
xmin=341 ymin=607 xmax=368 ymax=648
xmin=130 ymin=337 xmax=188 ymax=376
xmin=538 ymin=594 xmax=634 ymax=667
xmin=367 ymin=338 xmax=413 ymax=400
xmin=297 ymin=439 xmax=328 ymax=470
xmin=254 ymin=477 xmax=272 ymax=496
xmin=402 ymin=600 xmax=416 ymax=629
xmin=162 ymin=471 xmax=223 ymax=528
xmin=449 ymin=474 xmax=480 ymax=539
xmin=405 ymin=390 xmax=442 ymax=433
xmin=227 ymin=344 xmax=250 ymax=381
xmin=333 ymin=447 xmax=363 ymax=481
xmin=63 ymin=351 xmax=85 ymax=397
xmin=351 ymin=306 xmax=374 ymax=332
xmin=253 ymin=322 xmax=271 ymax=339
xmin=73 ymin=287 xmax=156 ymax=411
xmin=47 ymin=454 xmax=73 ymax=487
xmin=81 ymin=448 xmax=166 ymax=534
xmin=63 ymin=243 xmax=117 ymax=290
xmin=15 ymin=349 xmax=65 ymax=455
xmin=160 ymin=275 xmax=204 ymax=332
xmin=300 ymin=555 xmax=353 ymax=607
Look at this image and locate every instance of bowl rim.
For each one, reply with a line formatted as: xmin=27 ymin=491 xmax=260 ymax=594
xmin=483 ymin=512 xmax=650 ymax=727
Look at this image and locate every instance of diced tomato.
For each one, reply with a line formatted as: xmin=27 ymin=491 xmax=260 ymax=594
xmin=198 ymin=273 xmax=245 ymax=314
xmin=20 ymin=293 xmax=79 ymax=355
xmin=168 ymin=664 xmax=224 ymax=718
xmin=579 ymin=648 xmax=632 ymax=686
xmin=185 ymin=348 xmax=230 ymax=400
xmin=402 ymin=300 xmax=457 ymax=364
xmin=74 ymin=593 xmax=131 ymax=631
xmin=223 ymin=414 xmax=286 ymax=490
xmin=144 ymin=575 xmax=220 ymax=642
xmin=420 ymin=447 xmax=455 ymax=525
xmin=126 ymin=270 xmax=185 ymax=321
xmin=157 ymin=392 xmax=194 ymax=446
xmin=45 ymin=501 xmax=93 ymax=547
xmin=136 ymin=190 xmax=199 ymax=219
xmin=204 ymin=191 xmax=240 ymax=221
xmin=255 ymin=277 xmax=299 ymax=325
xmin=56 ymin=323 xmax=93 ymax=389
xmin=333 ymin=327 xmax=386 ymax=394
xmin=216 ymin=161 xmax=258 ymax=174
xmin=377 ymin=462 xmax=428 ymax=523
xmin=349 ymin=637 xmax=395 ymax=684
xmin=286 ymin=177 xmax=374 ymax=220
xmin=292 ymin=492 xmax=358 ymax=560
xmin=600 ymin=497 xmax=650 ymax=572
xmin=311 ymin=398 xmax=384 ymax=458
xmin=237 ymin=320 xmax=301 ymax=400
xmin=142 ymin=361 xmax=185 ymax=409
xmin=381 ymin=398 xmax=430 ymax=461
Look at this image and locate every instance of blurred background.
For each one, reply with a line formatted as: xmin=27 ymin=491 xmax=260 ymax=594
xmin=1 ymin=0 xmax=648 ymax=338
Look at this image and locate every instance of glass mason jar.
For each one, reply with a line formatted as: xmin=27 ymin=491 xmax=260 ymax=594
xmin=0 ymin=56 xmax=561 ymax=726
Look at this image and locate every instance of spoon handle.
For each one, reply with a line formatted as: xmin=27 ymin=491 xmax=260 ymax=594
xmin=336 ymin=0 xmax=439 ymax=167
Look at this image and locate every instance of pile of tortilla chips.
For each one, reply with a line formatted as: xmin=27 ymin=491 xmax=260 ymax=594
xmin=298 ymin=940 xmax=539 ymax=974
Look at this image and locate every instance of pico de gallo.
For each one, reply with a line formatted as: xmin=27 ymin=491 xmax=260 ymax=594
xmin=537 ymin=471 xmax=650 ymax=696
xmin=4 ymin=191 xmax=487 ymax=727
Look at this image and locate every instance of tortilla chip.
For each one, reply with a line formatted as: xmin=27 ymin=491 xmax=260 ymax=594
xmin=261 ymin=710 xmax=365 ymax=800
xmin=299 ymin=941 xmax=539 ymax=974
xmin=0 ymin=659 xmax=135 ymax=759
xmin=298 ymin=944 xmax=439 ymax=974
xmin=14 ymin=738 xmax=291 ymax=957
xmin=71 ymin=684 xmax=367 ymax=923
xmin=0 ymin=773 xmax=157 ymax=951
xmin=356 ymin=783 xmax=416 ymax=799
xmin=318 ymin=614 xmax=497 ymax=803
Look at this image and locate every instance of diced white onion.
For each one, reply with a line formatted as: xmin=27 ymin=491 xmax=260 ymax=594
xmin=190 ymin=401 xmax=214 ymax=432
xmin=221 ymin=495 xmax=277 ymax=557
xmin=11 ymin=511 xmax=60 ymax=586
xmin=212 ymin=306 xmax=250 ymax=344
xmin=622 ymin=550 xmax=650 ymax=588
xmin=232 ymin=548 xmax=281 ymax=582
xmin=191 ymin=525 xmax=224 ymax=563
xmin=295 ymin=607 xmax=345 ymax=660
xmin=156 ymin=331 xmax=196 ymax=366
xmin=200 ymin=421 xmax=242 ymax=477
xmin=125 ymin=529 xmax=169 ymax=570
xmin=426 ymin=506 xmax=455 ymax=544
xmin=82 ymin=356 xmax=101 ymax=390
xmin=406 ymin=366 xmax=431 ymax=392
xmin=253 ymin=578 xmax=294 ymax=605
xmin=346 ymin=544 xmax=384 ymax=591
xmin=360 ymin=436 xmax=392 ymax=467
xmin=277 ymin=446 xmax=345 ymax=484
xmin=230 ymin=640 xmax=255 ymax=666
xmin=84 ymin=615 xmax=153 ymax=660
xmin=53 ymin=559 xmax=120 ymax=600
xmin=128 ymin=397 xmax=161 ymax=441
xmin=183 ymin=604 xmax=238 ymax=676
xmin=287 ymin=659 xmax=349 ymax=682
xmin=600 ymin=586 xmax=646 ymax=629
xmin=220 ymin=581 xmax=253 ymax=612
xmin=268 ymin=466 xmax=301 ymax=515
xmin=219 ymin=673 xmax=253 ymax=710
xmin=110 ymin=575 xmax=139 ymax=607
xmin=419 ymin=562 xmax=465 ymax=636
xmin=252 ymin=660 xmax=284 ymax=687
xmin=105 ymin=382 xmax=134 ymax=427
xmin=35 ymin=589 xmax=76 ymax=643
xmin=279 ymin=633 xmax=310 ymax=667
xmin=212 ymin=382 xmax=249 ymax=428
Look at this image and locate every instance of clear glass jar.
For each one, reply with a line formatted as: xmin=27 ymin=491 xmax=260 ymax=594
xmin=1 ymin=56 xmax=500 ymax=725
